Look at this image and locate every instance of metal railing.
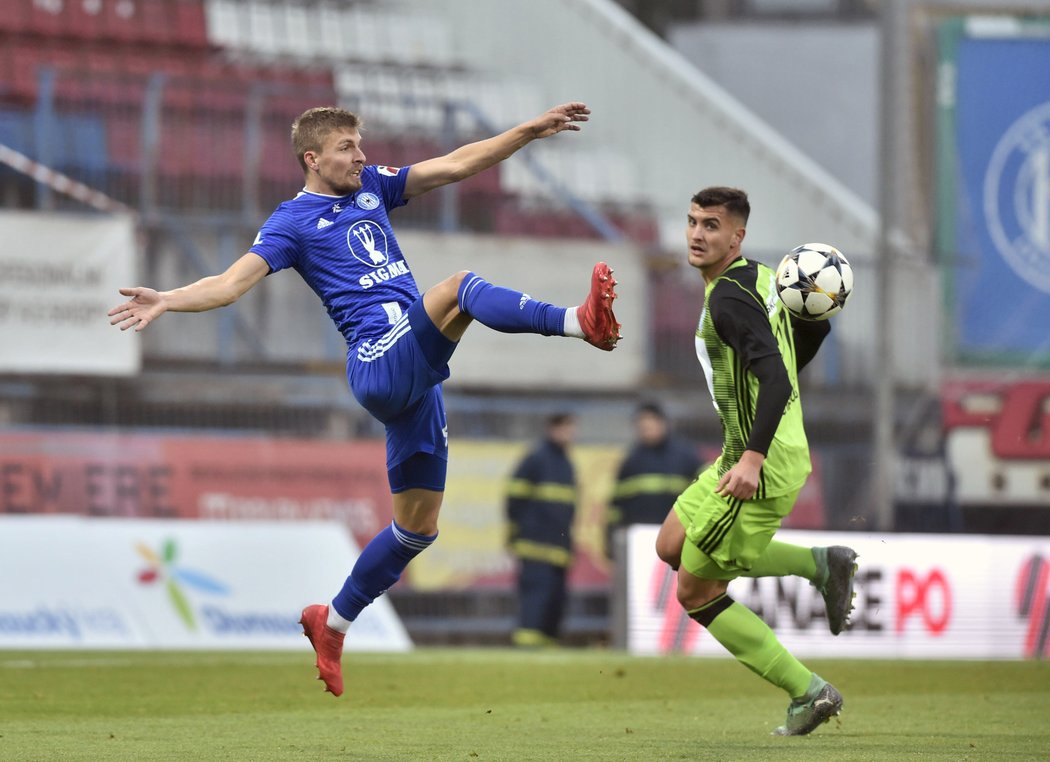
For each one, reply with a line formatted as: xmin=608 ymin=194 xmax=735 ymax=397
xmin=7 ymin=65 xmax=630 ymax=243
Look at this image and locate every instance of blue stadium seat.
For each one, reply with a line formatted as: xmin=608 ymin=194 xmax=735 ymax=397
xmin=0 ymin=107 xmax=108 ymax=179
xmin=0 ymin=108 xmax=32 ymax=153
xmin=54 ymin=113 xmax=110 ymax=175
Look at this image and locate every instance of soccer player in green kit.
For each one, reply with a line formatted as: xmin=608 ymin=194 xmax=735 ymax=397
xmin=654 ymin=187 xmax=857 ymax=736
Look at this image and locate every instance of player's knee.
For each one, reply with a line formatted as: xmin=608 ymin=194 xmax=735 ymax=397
xmin=676 ymin=587 xmax=716 ymax=613
xmin=675 ymin=575 xmax=724 ymax=612
xmin=423 ymin=271 xmax=464 ymax=303
xmin=427 ymin=271 xmax=472 ymax=313
xmin=392 ymin=502 xmax=441 ymax=536
xmin=443 ymin=270 xmax=471 ymax=295
xmin=654 ymin=519 xmax=684 ymax=570
xmin=675 ymin=582 xmax=699 ymax=611
xmin=401 ymin=516 xmax=440 ymax=537
xmin=654 ymin=536 xmax=680 ymax=570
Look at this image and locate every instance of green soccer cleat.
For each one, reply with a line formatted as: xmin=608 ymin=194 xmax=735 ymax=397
xmin=772 ymin=680 xmax=844 ymax=736
xmin=814 ymin=546 xmax=858 ymax=636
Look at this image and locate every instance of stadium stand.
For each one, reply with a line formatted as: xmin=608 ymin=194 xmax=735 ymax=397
xmin=0 ymin=0 xmax=657 ymax=242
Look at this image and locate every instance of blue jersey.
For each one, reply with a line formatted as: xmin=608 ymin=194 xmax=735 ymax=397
xmin=250 ymin=165 xmax=419 ymax=345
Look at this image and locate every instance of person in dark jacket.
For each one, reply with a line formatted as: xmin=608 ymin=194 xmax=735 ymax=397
xmin=606 ymin=401 xmax=701 ymax=558
xmin=505 ymin=412 xmax=578 ymax=647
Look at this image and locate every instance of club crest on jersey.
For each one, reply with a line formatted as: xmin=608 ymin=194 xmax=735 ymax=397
xmin=356 ymin=192 xmax=380 ymax=210
xmin=377 ymin=166 xmax=401 ymax=176
xmin=347 ymin=220 xmax=390 ymax=267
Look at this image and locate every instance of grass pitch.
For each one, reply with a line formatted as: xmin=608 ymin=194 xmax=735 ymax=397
xmin=1 ymin=649 xmax=1047 ymax=761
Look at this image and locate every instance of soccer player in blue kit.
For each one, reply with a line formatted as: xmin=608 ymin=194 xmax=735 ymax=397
xmin=109 ymin=102 xmax=621 ymax=696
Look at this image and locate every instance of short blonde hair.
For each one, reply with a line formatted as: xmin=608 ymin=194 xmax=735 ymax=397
xmin=291 ymin=107 xmax=362 ymax=172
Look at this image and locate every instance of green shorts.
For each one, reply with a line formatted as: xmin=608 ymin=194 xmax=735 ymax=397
xmin=673 ymin=463 xmax=801 ymax=580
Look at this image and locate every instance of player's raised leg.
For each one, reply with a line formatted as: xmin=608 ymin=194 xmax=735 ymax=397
xmin=423 ymin=263 xmax=621 ymax=350
xmin=572 ymin=261 xmax=621 ymax=350
xmin=738 ymin=542 xmax=858 ymax=635
xmin=812 ymin=546 xmax=858 ymax=636
xmin=730 ymin=541 xmax=859 ymax=636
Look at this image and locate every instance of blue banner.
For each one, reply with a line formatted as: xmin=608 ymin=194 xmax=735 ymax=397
xmin=942 ymin=21 xmax=1050 ymax=366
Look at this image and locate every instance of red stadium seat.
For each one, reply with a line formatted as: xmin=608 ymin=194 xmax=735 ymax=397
xmin=258 ymin=125 xmax=301 ymax=183
xmin=43 ymin=44 xmax=87 ymax=101
xmin=138 ymin=0 xmax=174 ymax=46
xmin=26 ymin=0 xmax=68 ymax=38
xmin=0 ymin=0 xmax=32 ymax=35
xmin=0 ymin=0 xmax=504 ymax=219
xmin=66 ymin=0 xmax=107 ymax=41
xmin=0 ymin=39 xmax=35 ymax=103
xmin=156 ymin=118 xmax=243 ymax=180
xmin=80 ymin=45 xmax=120 ymax=75
xmin=102 ymin=0 xmax=145 ymax=43
xmin=104 ymin=112 xmax=143 ymax=171
xmin=609 ymin=211 xmax=660 ymax=246
xmin=154 ymin=115 xmax=193 ymax=175
xmin=77 ymin=47 xmax=148 ymax=106
xmin=170 ymin=0 xmax=209 ymax=49
xmin=0 ymin=41 xmax=11 ymax=99
xmin=4 ymin=39 xmax=75 ymax=103
xmin=159 ymin=68 xmax=199 ymax=111
xmin=492 ymin=205 xmax=532 ymax=237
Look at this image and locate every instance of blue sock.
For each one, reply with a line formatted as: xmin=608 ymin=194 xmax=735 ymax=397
xmin=458 ymin=272 xmax=567 ymax=335
xmin=332 ymin=521 xmax=437 ymax=621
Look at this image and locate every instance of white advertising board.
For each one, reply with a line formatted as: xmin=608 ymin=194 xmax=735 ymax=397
xmin=0 ymin=210 xmax=140 ymax=375
xmin=626 ymin=527 xmax=1050 ymax=659
xmin=0 ymin=516 xmax=410 ymax=651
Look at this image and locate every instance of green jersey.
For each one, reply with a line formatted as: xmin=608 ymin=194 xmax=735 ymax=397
xmin=695 ymin=257 xmax=811 ymax=497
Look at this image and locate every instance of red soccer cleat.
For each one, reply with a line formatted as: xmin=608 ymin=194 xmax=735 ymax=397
xmin=299 ymin=604 xmax=345 ymax=697
xmin=577 ymin=261 xmax=621 ymax=351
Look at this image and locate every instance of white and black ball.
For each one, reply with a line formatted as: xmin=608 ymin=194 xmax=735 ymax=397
xmin=775 ymin=243 xmax=854 ymax=321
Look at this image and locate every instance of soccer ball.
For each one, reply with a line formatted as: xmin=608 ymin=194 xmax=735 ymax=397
xmin=775 ymin=243 xmax=854 ymax=321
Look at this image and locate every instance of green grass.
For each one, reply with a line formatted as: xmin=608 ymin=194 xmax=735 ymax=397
xmin=1 ymin=650 xmax=1047 ymax=761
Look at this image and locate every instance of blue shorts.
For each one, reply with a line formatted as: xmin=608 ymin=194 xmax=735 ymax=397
xmin=347 ymin=298 xmax=456 ymax=476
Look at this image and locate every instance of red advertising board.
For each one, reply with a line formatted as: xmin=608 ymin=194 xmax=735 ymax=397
xmin=0 ymin=431 xmax=394 ymax=550
xmin=1 ymin=431 xmax=833 ymax=592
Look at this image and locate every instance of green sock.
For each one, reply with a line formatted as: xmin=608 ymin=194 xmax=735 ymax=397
xmin=798 ymin=673 xmax=827 ymax=704
xmin=690 ymin=595 xmax=813 ymax=699
xmin=739 ymin=541 xmax=818 ymax=581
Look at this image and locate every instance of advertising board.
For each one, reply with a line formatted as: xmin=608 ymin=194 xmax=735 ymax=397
xmin=626 ymin=527 xmax=1049 ymax=659
xmin=0 ymin=516 xmax=410 ymax=651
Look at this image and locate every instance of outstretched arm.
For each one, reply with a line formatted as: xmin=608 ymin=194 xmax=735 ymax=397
xmin=108 ymin=252 xmax=270 ymax=332
xmin=403 ymin=102 xmax=590 ymax=199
